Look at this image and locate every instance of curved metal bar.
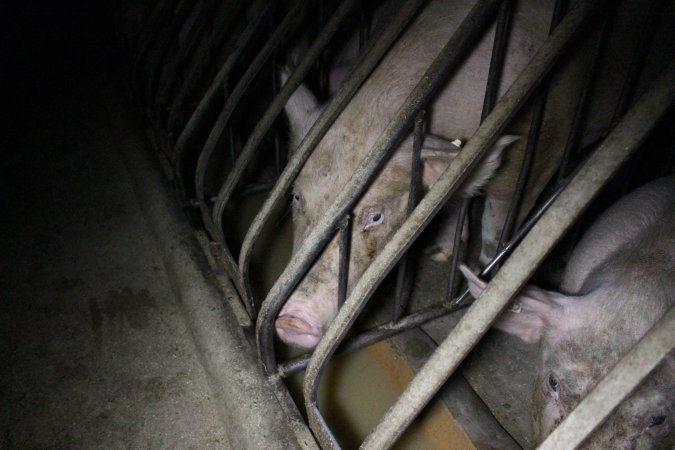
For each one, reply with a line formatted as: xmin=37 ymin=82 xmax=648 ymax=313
xmin=537 ymin=307 xmax=675 ymax=450
xmin=153 ymin=0 xmax=216 ymax=121
xmin=133 ymin=0 xmax=177 ymax=93
xmin=166 ymin=0 xmax=240 ymax=136
xmin=173 ymin=0 xmax=270 ymax=190
xmin=241 ymin=0 xmax=427 ymax=327
xmin=360 ymin=54 xmax=674 ymax=450
xmin=256 ymin=0 xmax=502 ymax=379
xmin=210 ymin=0 xmax=362 ymax=240
xmin=297 ymin=0 xmax=610 ymax=447
xmin=143 ymin=0 xmax=198 ymax=107
xmin=193 ymin=0 xmax=303 ymax=241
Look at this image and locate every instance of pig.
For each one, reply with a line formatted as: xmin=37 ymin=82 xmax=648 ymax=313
xmin=460 ymin=176 xmax=675 ymax=449
xmin=275 ymin=0 xmax=588 ymax=348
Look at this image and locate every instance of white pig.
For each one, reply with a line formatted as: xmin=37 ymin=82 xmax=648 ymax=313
xmin=461 ymin=176 xmax=675 ymax=449
xmin=276 ymin=0 xmax=587 ymax=348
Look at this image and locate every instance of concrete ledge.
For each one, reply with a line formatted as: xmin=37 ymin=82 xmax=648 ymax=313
xmin=115 ymin=122 xmax=312 ymax=449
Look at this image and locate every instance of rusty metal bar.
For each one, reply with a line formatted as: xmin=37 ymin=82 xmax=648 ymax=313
xmin=173 ymin=0 xmax=270 ymax=190
xmin=537 ymin=306 xmax=675 ymax=450
xmin=209 ymin=0 xmax=361 ymax=243
xmin=193 ymin=0 xmax=303 ymax=241
xmin=241 ymin=0 xmax=427 ymax=325
xmin=360 ymin=57 xmax=675 ymax=450
xmin=257 ymin=0 xmax=503 ymax=378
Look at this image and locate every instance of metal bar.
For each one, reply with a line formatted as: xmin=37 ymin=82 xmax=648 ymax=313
xmin=166 ymin=0 xmax=239 ymax=134
xmin=537 ymin=306 xmax=675 ymax=450
xmin=172 ymin=0 xmax=270 ymax=189
xmin=360 ymin=58 xmax=675 ymax=450
xmin=133 ymin=0 xmax=177 ymax=91
xmin=555 ymin=11 xmax=614 ymax=183
xmin=446 ymin=198 xmax=470 ymax=299
xmin=337 ymin=216 xmax=351 ymax=308
xmin=496 ymin=0 xmax=568 ymax=250
xmin=240 ymin=0 xmax=427 ymax=324
xmin=209 ymin=0 xmax=361 ymax=242
xmin=446 ymin=0 xmax=512 ymax=299
xmin=481 ymin=0 xmax=513 ymax=122
xmin=258 ymin=0 xmax=503 ymax=378
xmin=194 ymin=0 xmax=304 ymax=241
xmin=393 ymin=111 xmax=425 ymax=322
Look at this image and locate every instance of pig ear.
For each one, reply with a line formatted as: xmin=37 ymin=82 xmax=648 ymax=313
xmin=421 ymin=135 xmax=520 ymax=192
xmin=281 ymin=66 xmax=321 ymax=142
xmin=458 ymin=264 xmax=569 ymax=344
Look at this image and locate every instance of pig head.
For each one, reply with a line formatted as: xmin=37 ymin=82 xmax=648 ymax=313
xmin=461 ymin=176 xmax=675 ymax=449
xmin=275 ymin=76 xmax=519 ymax=348
xmin=274 ymin=0 xmax=583 ymax=349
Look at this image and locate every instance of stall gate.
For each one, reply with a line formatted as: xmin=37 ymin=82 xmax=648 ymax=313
xmin=121 ymin=0 xmax=675 ymax=448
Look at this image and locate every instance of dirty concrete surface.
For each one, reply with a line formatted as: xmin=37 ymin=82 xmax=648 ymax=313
xmin=0 ymin=2 xmax=232 ymax=448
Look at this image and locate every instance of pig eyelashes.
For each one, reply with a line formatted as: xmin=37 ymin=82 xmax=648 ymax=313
xmin=363 ymin=211 xmax=384 ymax=230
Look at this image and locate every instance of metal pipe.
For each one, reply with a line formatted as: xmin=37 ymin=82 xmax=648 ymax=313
xmin=193 ymin=0 xmax=303 ymax=241
xmin=241 ymin=0 xmax=427 ymax=334
xmin=209 ymin=0 xmax=361 ymax=242
xmin=360 ymin=57 xmax=675 ymax=450
xmin=537 ymin=306 xmax=675 ymax=450
xmin=257 ymin=0 xmax=503 ymax=377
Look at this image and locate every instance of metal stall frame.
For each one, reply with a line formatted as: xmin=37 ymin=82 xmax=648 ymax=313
xmin=131 ymin=0 xmax=674 ymax=448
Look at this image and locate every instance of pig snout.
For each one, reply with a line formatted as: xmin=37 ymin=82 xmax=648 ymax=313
xmin=275 ymin=311 xmax=324 ymax=349
xmin=275 ymin=289 xmax=337 ymax=348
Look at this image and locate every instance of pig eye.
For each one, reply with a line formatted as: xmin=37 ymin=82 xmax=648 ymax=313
xmin=364 ymin=211 xmax=384 ymax=230
xmin=548 ymin=374 xmax=560 ymax=393
xmin=648 ymin=415 xmax=666 ymax=428
xmin=292 ymin=192 xmax=301 ymax=208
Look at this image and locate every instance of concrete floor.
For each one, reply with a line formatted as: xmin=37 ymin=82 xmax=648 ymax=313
xmin=0 ymin=4 xmax=234 ymax=448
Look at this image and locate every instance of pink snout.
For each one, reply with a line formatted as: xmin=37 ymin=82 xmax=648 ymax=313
xmin=275 ymin=314 xmax=324 ymax=349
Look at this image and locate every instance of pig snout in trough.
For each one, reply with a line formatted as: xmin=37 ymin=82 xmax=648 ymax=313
xmin=276 ymin=0 xmax=587 ymax=349
xmin=461 ymin=176 xmax=675 ymax=449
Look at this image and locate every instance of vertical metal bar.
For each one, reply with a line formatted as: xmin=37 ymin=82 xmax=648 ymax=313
xmin=481 ymin=0 xmax=513 ymax=122
xmin=447 ymin=0 xmax=512 ymax=299
xmin=240 ymin=0 xmax=426 ymax=326
xmin=555 ymin=11 xmax=614 ymax=183
xmin=337 ymin=216 xmax=351 ymax=308
xmin=361 ymin=57 xmax=675 ymax=450
xmin=496 ymin=0 xmax=568 ymax=251
xmin=537 ymin=307 xmax=675 ymax=450
xmin=445 ymin=198 xmax=470 ymax=299
xmin=393 ymin=111 xmax=425 ymax=322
